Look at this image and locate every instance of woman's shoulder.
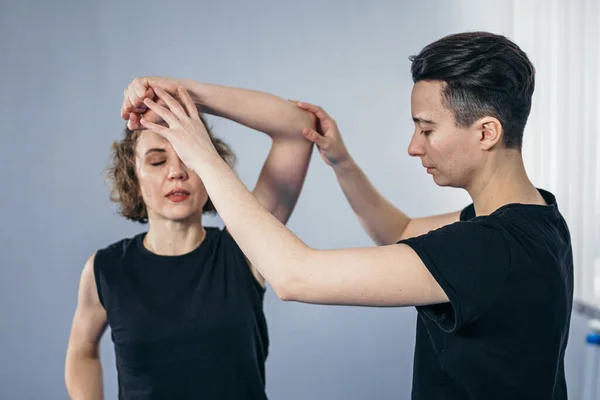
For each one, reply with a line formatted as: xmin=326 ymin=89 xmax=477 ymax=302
xmin=95 ymin=232 xmax=145 ymax=260
xmin=204 ymin=226 xmax=233 ymax=243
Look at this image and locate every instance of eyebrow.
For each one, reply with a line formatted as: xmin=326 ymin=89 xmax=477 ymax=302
xmin=412 ymin=117 xmax=437 ymax=126
xmin=144 ymin=148 xmax=167 ymax=156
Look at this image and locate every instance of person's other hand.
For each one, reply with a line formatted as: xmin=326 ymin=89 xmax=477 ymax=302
xmin=295 ymin=101 xmax=351 ymax=167
xmin=121 ymin=77 xmax=181 ymax=130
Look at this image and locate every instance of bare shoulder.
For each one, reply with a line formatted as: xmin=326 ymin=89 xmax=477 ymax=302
xmin=79 ymin=253 xmax=102 ymax=307
xmin=66 ymin=253 xmax=107 ymax=354
xmin=65 ymin=254 xmax=107 ymax=393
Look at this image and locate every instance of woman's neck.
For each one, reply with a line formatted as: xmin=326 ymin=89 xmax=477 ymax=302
xmin=143 ymin=217 xmax=207 ymax=256
xmin=467 ymin=150 xmax=546 ymax=216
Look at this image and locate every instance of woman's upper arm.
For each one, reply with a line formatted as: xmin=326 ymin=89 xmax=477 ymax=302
xmin=66 ymin=254 xmax=107 ymax=357
xmin=397 ymin=210 xmax=462 ymax=242
xmin=284 ymin=244 xmax=449 ymax=307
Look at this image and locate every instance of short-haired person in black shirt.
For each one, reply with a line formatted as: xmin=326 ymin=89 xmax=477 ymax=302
xmin=137 ymin=32 xmax=574 ymax=400
xmin=64 ymin=79 xmax=316 ymax=399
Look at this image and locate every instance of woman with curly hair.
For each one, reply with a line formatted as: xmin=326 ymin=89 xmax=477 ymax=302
xmin=64 ymin=77 xmax=315 ymax=400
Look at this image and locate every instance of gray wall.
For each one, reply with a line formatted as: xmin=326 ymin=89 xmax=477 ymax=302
xmin=0 ymin=0 xmax=591 ymax=399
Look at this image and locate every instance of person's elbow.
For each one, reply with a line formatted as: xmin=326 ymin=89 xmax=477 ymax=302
xmin=290 ymin=107 xmax=317 ymax=139
xmin=65 ymin=341 xmax=99 ymax=375
xmin=271 ymin=275 xmax=302 ymax=302
xmin=270 ymin=248 xmax=317 ymax=302
xmin=303 ymin=109 xmax=317 ymax=130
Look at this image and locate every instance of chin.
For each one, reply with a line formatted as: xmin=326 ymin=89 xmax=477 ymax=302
xmin=433 ymin=176 xmax=466 ymax=189
xmin=432 ymin=175 xmax=460 ymax=188
xmin=431 ymin=175 xmax=448 ymax=186
xmin=161 ymin=207 xmax=202 ymax=222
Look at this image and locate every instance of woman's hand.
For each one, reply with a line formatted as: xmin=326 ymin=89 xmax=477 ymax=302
xmin=121 ymin=76 xmax=181 ymax=130
xmin=140 ymin=86 xmax=218 ymax=170
xmin=295 ymin=101 xmax=351 ymax=167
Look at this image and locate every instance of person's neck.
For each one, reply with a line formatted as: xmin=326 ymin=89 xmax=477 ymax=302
xmin=466 ymin=149 xmax=547 ymax=217
xmin=143 ymin=216 xmax=206 ymax=256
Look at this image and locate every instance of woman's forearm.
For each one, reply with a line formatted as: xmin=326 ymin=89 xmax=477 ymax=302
xmin=65 ymin=353 xmax=104 ymax=400
xmin=182 ymin=80 xmax=314 ymax=140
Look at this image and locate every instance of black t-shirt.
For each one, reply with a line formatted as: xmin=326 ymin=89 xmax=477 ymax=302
xmin=94 ymin=227 xmax=269 ymax=400
xmin=400 ymin=189 xmax=573 ymax=400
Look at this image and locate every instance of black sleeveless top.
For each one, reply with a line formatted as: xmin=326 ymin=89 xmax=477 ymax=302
xmin=94 ymin=227 xmax=269 ymax=399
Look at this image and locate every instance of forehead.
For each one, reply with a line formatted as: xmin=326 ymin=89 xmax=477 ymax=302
xmin=411 ymin=80 xmax=450 ymax=122
xmin=135 ymin=130 xmax=172 ymax=155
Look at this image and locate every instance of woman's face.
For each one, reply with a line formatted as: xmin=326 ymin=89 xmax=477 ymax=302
xmin=134 ymin=130 xmax=209 ymax=222
xmin=408 ymin=80 xmax=486 ymax=189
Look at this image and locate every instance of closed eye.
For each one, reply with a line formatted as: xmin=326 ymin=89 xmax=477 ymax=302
xmin=150 ymin=160 xmax=166 ymax=166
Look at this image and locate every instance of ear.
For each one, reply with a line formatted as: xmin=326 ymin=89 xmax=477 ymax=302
xmin=475 ymin=117 xmax=502 ymax=150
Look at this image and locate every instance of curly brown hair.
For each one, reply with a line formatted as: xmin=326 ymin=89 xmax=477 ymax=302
xmin=106 ymin=112 xmax=236 ymax=223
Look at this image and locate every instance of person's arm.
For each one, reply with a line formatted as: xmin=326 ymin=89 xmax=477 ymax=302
xmin=190 ymin=81 xmax=316 ymax=285
xmin=295 ymin=102 xmax=461 ymax=245
xmin=193 ymin=155 xmax=449 ymax=306
xmin=122 ymin=77 xmax=315 ymax=144
xmin=122 ymin=78 xmax=315 ymax=223
xmin=331 ymin=157 xmax=461 ymax=244
xmin=65 ymin=254 xmax=107 ymax=400
xmin=182 ymin=80 xmax=316 ymax=222
xmin=122 ymin=77 xmax=315 ymax=285
xmin=139 ymin=87 xmax=450 ymax=307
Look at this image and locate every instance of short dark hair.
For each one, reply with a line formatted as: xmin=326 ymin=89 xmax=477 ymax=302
xmin=106 ymin=111 xmax=236 ymax=223
xmin=410 ymin=32 xmax=535 ymax=149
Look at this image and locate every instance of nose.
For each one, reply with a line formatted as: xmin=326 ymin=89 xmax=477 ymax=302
xmin=168 ymin=160 xmax=188 ymax=180
xmin=407 ymin=131 xmax=425 ymax=157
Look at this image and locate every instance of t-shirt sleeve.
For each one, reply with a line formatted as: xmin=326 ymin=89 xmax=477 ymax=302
xmin=399 ymin=216 xmax=512 ymax=332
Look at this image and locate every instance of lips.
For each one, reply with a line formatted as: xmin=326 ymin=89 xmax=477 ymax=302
xmin=423 ymin=165 xmax=435 ymax=174
xmin=166 ymin=189 xmax=191 ymax=203
xmin=166 ymin=189 xmax=190 ymax=197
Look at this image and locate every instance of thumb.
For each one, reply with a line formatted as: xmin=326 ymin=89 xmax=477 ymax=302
xmin=127 ymin=113 xmax=142 ymax=130
xmin=145 ymin=87 xmax=155 ymax=100
xmin=302 ymin=127 xmax=329 ymax=148
xmin=294 ymin=101 xmax=310 ymax=111
xmin=291 ymin=100 xmax=310 ymax=111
